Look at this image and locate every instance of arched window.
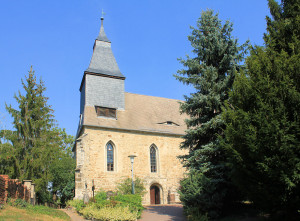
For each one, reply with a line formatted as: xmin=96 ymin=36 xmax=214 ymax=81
xmin=150 ymin=146 xmax=157 ymax=172
xmin=107 ymin=143 xmax=114 ymax=171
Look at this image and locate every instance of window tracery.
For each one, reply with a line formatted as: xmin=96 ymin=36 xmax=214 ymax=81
xmin=107 ymin=142 xmax=114 ymax=171
xmin=150 ymin=146 xmax=157 ymax=172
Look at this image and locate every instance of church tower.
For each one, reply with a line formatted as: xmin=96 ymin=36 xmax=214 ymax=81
xmin=79 ymin=17 xmax=125 ymax=117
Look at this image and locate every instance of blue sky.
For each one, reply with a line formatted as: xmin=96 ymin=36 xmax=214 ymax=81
xmin=0 ymin=0 xmax=270 ymax=136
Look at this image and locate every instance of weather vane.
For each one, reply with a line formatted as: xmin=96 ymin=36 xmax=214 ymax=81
xmin=101 ymin=9 xmax=106 ymax=19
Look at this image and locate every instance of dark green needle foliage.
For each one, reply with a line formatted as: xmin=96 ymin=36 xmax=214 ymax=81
xmin=2 ymin=67 xmax=57 ymax=200
xmin=0 ymin=67 xmax=75 ymax=204
xmin=223 ymin=0 xmax=300 ymax=218
xmin=175 ymin=10 xmax=248 ymax=219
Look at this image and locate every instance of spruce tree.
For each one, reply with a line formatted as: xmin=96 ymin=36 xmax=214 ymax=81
xmin=175 ymin=10 xmax=248 ymax=218
xmin=223 ymin=0 xmax=300 ymax=217
xmin=2 ymin=67 xmax=60 ymax=203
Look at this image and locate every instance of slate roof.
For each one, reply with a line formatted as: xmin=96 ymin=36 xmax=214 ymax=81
xmin=85 ymin=18 xmax=124 ymax=78
xmin=96 ymin=18 xmax=111 ymax=42
xmin=82 ymin=92 xmax=188 ymax=136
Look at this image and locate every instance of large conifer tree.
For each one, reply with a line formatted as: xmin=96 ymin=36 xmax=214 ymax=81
xmin=0 ymin=67 xmax=67 ymax=203
xmin=223 ymin=0 xmax=300 ymax=217
xmin=175 ymin=10 xmax=248 ymax=218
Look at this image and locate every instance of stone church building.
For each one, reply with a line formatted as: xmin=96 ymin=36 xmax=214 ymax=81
xmin=73 ymin=17 xmax=187 ymax=205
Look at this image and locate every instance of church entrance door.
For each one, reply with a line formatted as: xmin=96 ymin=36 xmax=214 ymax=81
xmin=150 ymin=185 xmax=160 ymax=204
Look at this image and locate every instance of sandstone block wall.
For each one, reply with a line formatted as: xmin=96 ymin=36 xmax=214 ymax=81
xmin=75 ymin=126 xmax=187 ymax=205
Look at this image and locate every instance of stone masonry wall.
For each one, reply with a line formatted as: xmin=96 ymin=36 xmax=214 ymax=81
xmin=0 ymin=175 xmax=32 ymax=204
xmin=0 ymin=175 xmax=6 ymax=204
xmin=75 ymin=126 xmax=187 ymax=205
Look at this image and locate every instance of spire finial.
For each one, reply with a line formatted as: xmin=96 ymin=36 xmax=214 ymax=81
xmin=97 ymin=9 xmax=110 ymax=42
xmin=101 ymin=9 xmax=106 ymax=20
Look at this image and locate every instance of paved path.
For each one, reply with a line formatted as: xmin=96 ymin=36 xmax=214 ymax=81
xmin=61 ymin=209 xmax=87 ymax=221
xmin=62 ymin=205 xmax=186 ymax=221
xmin=139 ymin=205 xmax=186 ymax=221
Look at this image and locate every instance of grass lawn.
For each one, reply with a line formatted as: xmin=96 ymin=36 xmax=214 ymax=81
xmin=0 ymin=205 xmax=70 ymax=221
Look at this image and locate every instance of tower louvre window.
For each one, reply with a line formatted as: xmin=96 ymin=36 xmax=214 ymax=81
xmin=95 ymin=106 xmax=116 ymax=118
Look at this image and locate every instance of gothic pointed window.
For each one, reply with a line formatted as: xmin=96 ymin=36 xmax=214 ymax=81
xmin=150 ymin=146 xmax=157 ymax=173
xmin=107 ymin=143 xmax=114 ymax=171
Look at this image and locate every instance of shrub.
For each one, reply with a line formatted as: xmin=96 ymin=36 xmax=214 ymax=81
xmin=185 ymin=206 xmax=209 ymax=221
xmin=117 ymin=177 xmax=146 ymax=196
xmin=0 ymin=204 xmax=5 ymax=210
xmin=179 ymin=170 xmax=228 ymax=219
xmin=79 ymin=203 xmax=97 ymax=219
xmin=80 ymin=205 xmax=137 ymax=221
xmin=95 ymin=199 xmax=113 ymax=208
xmin=94 ymin=190 xmax=107 ymax=203
xmin=113 ymin=194 xmax=144 ymax=217
xmin=67 ymin=187 xmax=144 ymax=220
xmin=66 ymin=199 xmax=85 ymax=212
xmin=8 ymin=198 xmax=31 ymax=208
xmin=114 ymin=194 xmax=141 ymax=205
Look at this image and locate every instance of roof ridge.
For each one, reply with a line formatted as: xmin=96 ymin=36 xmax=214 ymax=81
xmin=125 ymin=92 xmax=184 ymax=102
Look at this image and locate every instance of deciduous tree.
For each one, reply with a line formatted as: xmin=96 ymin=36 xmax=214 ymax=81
xmin=50 ymin=128 xmax=75 ymax=206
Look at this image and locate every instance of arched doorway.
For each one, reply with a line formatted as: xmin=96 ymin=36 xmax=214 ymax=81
xmin=150 ymin=184 xmax=160 ymax=204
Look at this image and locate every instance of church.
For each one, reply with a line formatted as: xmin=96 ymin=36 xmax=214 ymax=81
xmin=73 ymin=17 xmax=188 ymax=205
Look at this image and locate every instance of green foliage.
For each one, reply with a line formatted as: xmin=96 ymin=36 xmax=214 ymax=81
xmin=7 ymin=198 xmax=30 ymax=208
xmin=7 ymin=198 xmax=69 ymax=220
xmin=66 ymin=199 xmax=85 ymax=212
xmin=50 ymin=128 xmax=75 ymax=206
xmin=0 ymin=67 xmax=56 ymax=202
xmin=67 ymin=192 xmax=144 ymax=220
xmin=113 ymin=194 xmax=144 ymax=217
xmin=184 ymin=206 xmax=209 ymax=221
xmin=78 ymin=203 xmax=97 ymax=219
xmin=223 ymin=0 xmax=300 ymax=217
xmin=94 ymin=200 xmax=112 ymax=208
xmin=26 ymin=205 xmax=70 ymax=220
xmin=0 ymin=67 xmax=75 ymax=205
xmin=175 ymin=9 xmax=248 ymax=219
xmin=94 ymin=190 xmax=107 ymax=203
xmin=2 ymin=67 xmax=56 ymax=185
xmin=116 ymin=177 xmax=146 ymax=196
xmin=79 ymin=204 xmax=137 ymax=221
xmin=179 ymin=170 xmax=225 ymax=219
xmin=265 ymin=0 xmax=300 ymax=56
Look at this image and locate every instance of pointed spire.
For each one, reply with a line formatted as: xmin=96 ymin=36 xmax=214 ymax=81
xmin=96 ymin=14 xmax=110 ymax=42
xmin=85 ymin=13 xmax=124 ymax=78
